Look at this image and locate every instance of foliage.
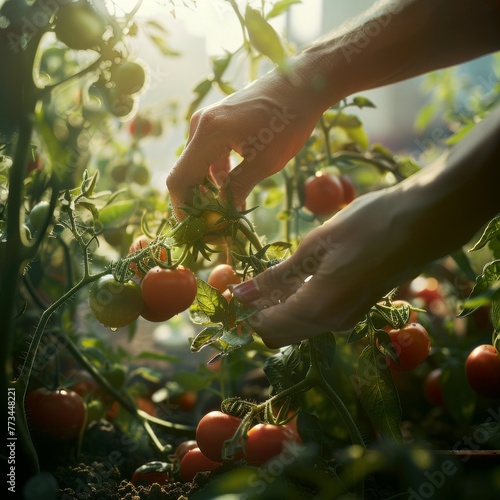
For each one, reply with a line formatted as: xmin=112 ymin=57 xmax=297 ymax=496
xmin=1 ymin=0 xmax=499 ymax=498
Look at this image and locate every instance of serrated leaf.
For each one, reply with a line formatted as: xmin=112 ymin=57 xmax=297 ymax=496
xmin=357 ymin=344 xmax=403 ymax=444
xmin=263 ymin=346 xmax=300 ymax=390
xmin=192 ymin=278 xmax=230 ymax=324
xmin=374 ymin=303 xmax=410 ymax=329
xmin=470 ymin=215 xmax=500 ymax=252
xmin=348 ymin=321 xmax=369 ymax=343
xmin=98 ymin=200 xmax=137 ymax=228
xmin=219 ymin=328 xmax=254 ymax=350
xmin=190 ymin=325 xmax=224 ymax=352
xmin=266 ymin=0 xmax=302 ymax=19
xmin=245 ymin=6 xmax=288 ymax=68
xmin=459 ymin=260 xmax=500 ymax=316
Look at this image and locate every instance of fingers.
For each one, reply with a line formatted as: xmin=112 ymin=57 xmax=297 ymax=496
xmin=166 ymin=110 xmax=232 ymax=219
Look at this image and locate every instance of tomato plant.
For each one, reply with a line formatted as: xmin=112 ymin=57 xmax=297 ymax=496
xmin=24 ymin=388 xmax=87 ymax=440
xmin=465 ymin=344 xmax=500 ymax=399
xmin=303 ymin=173 xmax=344 ymax=215
xmin=128 ymin=235 xmax=167 ymax=277
xmin=207 ymin=264 xmax=242 ymax=293
xmin=111 ymin=60 xmax=147 ymax=96
xmin=195 ymin=411 xmax=243 ymax=462
xmin=180 ymin=448 xmax=221 ymax=482
xmin=245 ymin=423 xmax=301 ymax=466
xmin=383 ymin=322 xmax=431 ymax=371
xmin=89 ymin=275 xmax=143 ymax=329
xmin=141 ymin=265 xmax=197 ymax=319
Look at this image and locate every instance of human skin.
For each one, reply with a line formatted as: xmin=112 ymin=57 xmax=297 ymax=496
xmin=166 ymin=0 xmax=500 ymax=347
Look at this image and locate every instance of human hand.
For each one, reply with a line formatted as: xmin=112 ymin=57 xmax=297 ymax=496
xmin=230 ymin=188 xmax=423 ymax=348
xmin=166 ymin=65 xmax=327 ymax=220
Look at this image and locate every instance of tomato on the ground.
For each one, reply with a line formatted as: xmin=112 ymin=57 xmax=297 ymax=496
xmin=180 ymin=448 xmax=221 ymax=482
xmin=25 ymin=388 xmax=87 ymax=440
xmin=423 ymin=368 xmax=444 ymax=406
xmin=245 ymin=423 xmax=302 ymax=466
xmin=465 ymin=344 xmax=500 ymax=398
xmin=207 ymin=264 xmax=241 ymax=293
xmin=131 ymin=461 xmax=171 ymax=486
xmin=89 ymin=275 xmax=143 ymax=329
xmin=383 ymin=322 xmax=431 ymax=371
xmin=141 ymin=265 xmax=197 ymax=320
xmin=304 ymin=173 xmax=344 ymax=215
xmin=195 ymin=410 xmax=242 ymax=462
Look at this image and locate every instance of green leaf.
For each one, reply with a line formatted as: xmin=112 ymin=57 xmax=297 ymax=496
xmin=332 ymin=112 xmax=362 ymax=129
xmin=357 ymin=344 xmax=403 ymax=444
xmin=245 ymin=6 xmax=288 ymax=69
xmin=492 ymin=288 xmax=500 ymax=332
xmin=192 ymin=278 xmax=230 ymax=324
xmin=459 ymin=260 xmax=500 ymax=316
xmin=266 ymin=0 xmax=302 ymax=19
xmin=450 ymin=248 xmax=478 ymax=281
xmin=414 ymin=101 xmax=438 ymax=133
xmin=374 ymin=303 xmax=410 ymax=330
xmin=173 ymin=371 xmax=208 ymax=391
xmin=470 ymin=215 xmax=500 ymax=252
xmin=212 ymin=53 xmax=232 ymax=81
xmin=190 ymin=325 xmax=224 ymax=352
xmin=351 ymin=96 xmax=376 ymax=109
xmin=263 ymin=345 xmax=301 ymax=390
xmin=148 ymin=34 xmax=180 ymax=56
xmin=312 ymin=332 xmax=336 ymax=371
xmin=98 ymin=200 xmax=137 ymax=228
xmin=262 ymin=186 xmax=284 ymax=208
xmin=348 ymin=321 xmax=369 ymax=343
xmin=444 ymin=121 xmax=475 ymax=146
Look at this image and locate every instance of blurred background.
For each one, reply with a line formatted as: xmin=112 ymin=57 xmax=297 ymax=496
xmin=118 ymin=0 xmax=497 ymax=191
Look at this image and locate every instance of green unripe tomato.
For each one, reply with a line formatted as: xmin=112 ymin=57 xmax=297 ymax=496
xmin=89 ymin=275 xmax=143 ymax=329
xmin=55 ymin=2 xmax=107 ymax=51
xmin=29 ymin=201 xmax=51 ymax=232
xmin=111 ymin=61 xmax=147 ymax=95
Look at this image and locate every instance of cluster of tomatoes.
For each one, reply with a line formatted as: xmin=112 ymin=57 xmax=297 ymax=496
xmin=132 ymin=409 xmax=302 ymax=486
xmin=303 ymin=171 xmax=356 ymax=216
xmin=89 ymin=235 xmax=198 ymax=329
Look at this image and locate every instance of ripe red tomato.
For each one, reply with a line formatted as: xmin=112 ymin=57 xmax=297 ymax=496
xmin=423 ymin=368 xmax=444 ymax=406
xmin=63 ymin=369 xmax=98 ymax=397
xmin=131 ymin=461 xmax=171 ymax=486
xmin=245 ymin=423 xmax=301 ymax=466
xmin=383 ymin=322 xmax=431 ymax=371
xmin=304 ymin=173 xmax=344 ymax=215
xmin=339 ymin=175 xmax=356 ymax=206
xmin=180 ymin=448 xmax=221 ymax=482
xmin=195 ymin=411 xmax=242 ymax=462
xmin=171 ymin=391 xmax=197 ymax=412
xmin=141 ymin=265 xmax=197 ymax=320
xmin=140 ymin=301 xmax=174 ymax=323
xmin=465 ymin=344 xmax=500 ymax=398
xmin=172 ymin=440 xmax=198 ymax=462
xmin=128 ymin=235 xmax=167 ymax=278
xmin=207 ymin=264 xmax=241 ymax=293
xmin=129 ymin=116 xmax=154 ymax=139
xmin=89 ymin=275 xmax=143 ymax=329
xmin=25 ymin=388 xmax=86 ymax=440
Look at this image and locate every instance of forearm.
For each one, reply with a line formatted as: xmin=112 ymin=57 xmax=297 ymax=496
xmin=388 ymin=104 xmax=500 ymax=270
xmin=286 ymin=0 xmax=500 ymax=112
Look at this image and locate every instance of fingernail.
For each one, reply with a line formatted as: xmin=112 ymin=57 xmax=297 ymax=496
xmin=229 ymin=280 xmax=262 ymax=303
